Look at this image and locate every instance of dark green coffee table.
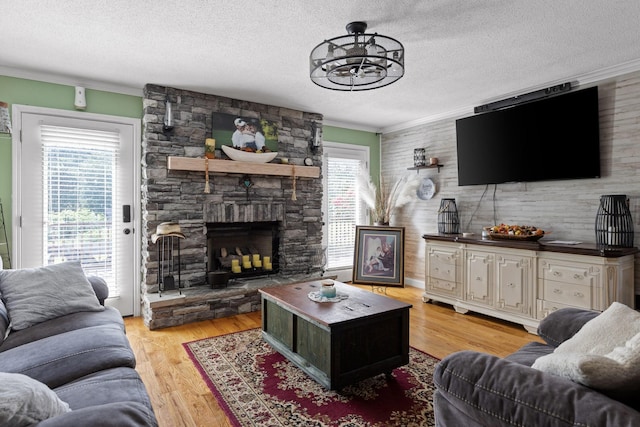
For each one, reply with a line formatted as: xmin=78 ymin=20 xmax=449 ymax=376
xmin=259 ymin=280 xmax=412 ymax=390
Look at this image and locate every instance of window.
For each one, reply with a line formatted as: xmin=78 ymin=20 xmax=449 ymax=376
xmin=41 ymin=125 xmax=118 ymax=294
xmin=323 ymin=142 xmax=369 ymax=278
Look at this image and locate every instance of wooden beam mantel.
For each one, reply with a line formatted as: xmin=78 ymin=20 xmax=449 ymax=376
xmin=167 ymin=156 xmax=320 ymax=178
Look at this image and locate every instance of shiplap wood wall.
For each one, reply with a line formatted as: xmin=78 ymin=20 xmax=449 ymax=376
xmin=382 ymin=71 xmax=640 ymax=294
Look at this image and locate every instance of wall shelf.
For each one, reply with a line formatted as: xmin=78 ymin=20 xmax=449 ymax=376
xmin=407 ymin=164 xmax=443 ymax=173
xmin=167 ymin=156 xmax=320 ymax=178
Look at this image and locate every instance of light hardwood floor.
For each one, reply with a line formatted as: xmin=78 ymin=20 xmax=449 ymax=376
xmin=124 ymin=284 xmax=543 ymax=427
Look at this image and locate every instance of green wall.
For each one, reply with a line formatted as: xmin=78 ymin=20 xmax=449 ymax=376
xmin=323 ymin=126 xmax=380 ymax=185
xmin=0 ymin=75 xmax=143 ymax=262
xmin=0 ymin=76 xmax=380 ymax=262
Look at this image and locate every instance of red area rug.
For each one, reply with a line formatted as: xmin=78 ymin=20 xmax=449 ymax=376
xmin=183 ymin=328 xmax=437 ymax=426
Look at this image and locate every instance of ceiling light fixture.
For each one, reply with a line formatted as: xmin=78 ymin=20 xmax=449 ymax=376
xmin=309 ymin=21 xmax=404 ymax=91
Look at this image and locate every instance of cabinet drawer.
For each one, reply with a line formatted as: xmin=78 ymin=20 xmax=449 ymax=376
xmin=426 ymin=278 xmax=462 ymax=298
xmin=540 ymin=262 xmax=596 ymax=287
xmin=537 ymin=299 xmax=581 ymax=319
xmin=428 ymin=258 xmax=457 ymax=282
xmin=543 ymin=280 xmax=591 ymax=309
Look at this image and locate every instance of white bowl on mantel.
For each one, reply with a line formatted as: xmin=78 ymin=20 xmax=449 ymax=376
xmin=221 ymin=145 xmax=278 ymax=163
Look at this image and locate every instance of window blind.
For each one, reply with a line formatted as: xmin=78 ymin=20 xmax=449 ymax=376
xmin=326 ymin=156 xmax=364 ymax=269
xmin=41 ymin=125 xmax=120 ymax=297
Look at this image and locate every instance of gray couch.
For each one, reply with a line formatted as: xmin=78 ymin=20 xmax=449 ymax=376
xmin=433 ymin=307 xmax=640 ymax=427
xmin=0 ymin=264 xmax=157 ymax=426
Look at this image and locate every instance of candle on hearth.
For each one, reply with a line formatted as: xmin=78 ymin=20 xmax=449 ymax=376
xmin=252 ymin=254 xmax=260 ymax=261
xmin=231 ymin=259 xmax=239 ymax=267
xmin=232 ymin=265 xmax=241 ymax=274
xmin=242 ymin=255 xmax=250 ymax=263
xmin=243 ymin=262 xmax=252 ymax=269
xmin=253 ymin=260 xmax=262 ymax=268
xmin=263 ymin=256 xmax=270 ymax=264
xmin=264 ymin=262 xmax=272 ymax=271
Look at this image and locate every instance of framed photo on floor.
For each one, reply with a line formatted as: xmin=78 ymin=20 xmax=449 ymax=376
xmin=352 ymin=226 xmax=405 ymax=287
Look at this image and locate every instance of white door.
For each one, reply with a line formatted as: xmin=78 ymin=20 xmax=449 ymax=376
xmin=322 ymin=142 xmax=369 ymax=282
xmin=12 ymin=106 xmax=140 ymax=316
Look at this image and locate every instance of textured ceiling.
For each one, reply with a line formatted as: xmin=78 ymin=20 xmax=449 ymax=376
xmin=2 ymin=1 xmax=640 ymax=132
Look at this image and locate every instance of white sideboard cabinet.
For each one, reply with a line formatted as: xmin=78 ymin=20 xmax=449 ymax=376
xmin=423 ymin=235 xmax=637 ymax=334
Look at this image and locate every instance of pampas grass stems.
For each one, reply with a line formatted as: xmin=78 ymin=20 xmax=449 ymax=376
xmin=357 ymin=167 xmax=420 ymax=224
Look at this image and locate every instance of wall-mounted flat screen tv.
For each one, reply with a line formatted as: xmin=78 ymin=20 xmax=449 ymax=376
xmin=455 ymin=86 xmax=601 ymax=186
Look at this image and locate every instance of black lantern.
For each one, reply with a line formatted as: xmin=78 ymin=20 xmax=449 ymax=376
xmin=438 ymin=198 xmax=460 ymax=234
xmin=595 ymin=195 xmax=634 ymax=248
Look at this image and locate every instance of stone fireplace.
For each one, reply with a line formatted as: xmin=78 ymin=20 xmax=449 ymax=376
xmin=140 ymin=84 xmax=324 ymax=329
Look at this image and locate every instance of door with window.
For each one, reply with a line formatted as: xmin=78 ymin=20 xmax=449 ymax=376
xmin=322 ymin=142 xmax=369 ymax=282
xmin=13 ymin=106 xmax=140 ymax=316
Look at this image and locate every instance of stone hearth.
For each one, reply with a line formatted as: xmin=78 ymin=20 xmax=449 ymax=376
xmin=141 ymin=84 xmax=324 ymax=329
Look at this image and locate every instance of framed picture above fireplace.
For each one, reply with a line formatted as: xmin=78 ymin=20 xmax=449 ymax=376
xmin=211 ymin=112 xmax=279 ymax=152
xmin=352 ymin=226 xmax=405 ymax=287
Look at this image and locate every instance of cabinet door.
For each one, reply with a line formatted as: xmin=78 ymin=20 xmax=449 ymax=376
xmin=465 ymin=251 xmax=493 ymax=306
xmin=496 ymin=254 xmax=533 ymax=315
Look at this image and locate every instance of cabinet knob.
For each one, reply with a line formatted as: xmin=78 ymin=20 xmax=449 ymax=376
xmin=553 ymin=288 xmax=562 ymax=294
xmin=475 ymin=276 xmax=482 ymax=281
xmin=553 ymin=271 xmax=562 ymax=277
xmin=508 ymin=283 xmax=515 ymax=288
xmin=573 ymin=274 xmax=583 ymax=280
xmin=574 ymin=292 xmax=584 ymax=298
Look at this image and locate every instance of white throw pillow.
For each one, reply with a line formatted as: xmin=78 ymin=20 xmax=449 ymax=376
xmin=0 ymin=261 xmax=104 ymax=331
xmin=0 ymin=372 xmax=71 ymax=426
xmin=532 ymin=302 xmax=640 ymax=391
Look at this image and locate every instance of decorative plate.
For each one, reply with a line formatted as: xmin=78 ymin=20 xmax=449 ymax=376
xmin=417 ymin=178 xmax=436 ymax=200
xmin=308 ymin=291 xmax=349 ymax=303
xmin=221 ymin=145 xmax=278 ymax=163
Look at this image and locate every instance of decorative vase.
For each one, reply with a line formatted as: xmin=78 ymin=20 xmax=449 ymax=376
xmin=595 ymin=195 xmax=634 ymax=248
xmin=437 ymin=198 xmax=460 ymax=234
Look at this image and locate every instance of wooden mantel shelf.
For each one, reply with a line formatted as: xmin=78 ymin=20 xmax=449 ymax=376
xmin=167 ymin=156 xmax=320 ymax=178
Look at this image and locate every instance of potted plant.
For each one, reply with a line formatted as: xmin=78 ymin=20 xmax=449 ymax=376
xmin=357 ymin=168 xmax=420 ymax=225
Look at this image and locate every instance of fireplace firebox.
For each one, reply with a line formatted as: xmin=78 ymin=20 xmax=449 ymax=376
xmin=206 ymin=221 xmax=280 ymax=286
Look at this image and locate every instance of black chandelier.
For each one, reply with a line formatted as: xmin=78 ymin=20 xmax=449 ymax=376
xmin=309 ymin=21 xmax=405 ymax=91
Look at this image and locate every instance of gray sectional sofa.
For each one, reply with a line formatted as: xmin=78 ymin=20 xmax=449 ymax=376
xmin=434 ymin=305 xmax=640 ymax=426
xmin=0 ymin=261 xmax=157 ymax=426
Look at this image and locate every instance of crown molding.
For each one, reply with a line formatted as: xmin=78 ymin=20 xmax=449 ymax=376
xmin=322 ymin=118 xmax=378 ymax=133
xmin=0 ymin=66 xmax=142 ymax=97
xmin=5 ymin=57 xmax=640 ymax=134
xmin=380 ymin=58 xmax=640 ymax=134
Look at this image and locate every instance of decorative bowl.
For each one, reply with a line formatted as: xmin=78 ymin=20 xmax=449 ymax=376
xmin=486 ymin=232 xmax=544 ymax=242
xmin=221 ymin=145 xmax=278 ymax=163
xmin=483 ymin=225 xmax=545 ymax=241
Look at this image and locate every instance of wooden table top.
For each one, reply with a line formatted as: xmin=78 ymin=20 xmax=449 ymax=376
xmin=259 ymin=280 xmax=412 ymax=327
